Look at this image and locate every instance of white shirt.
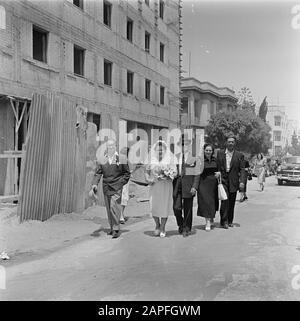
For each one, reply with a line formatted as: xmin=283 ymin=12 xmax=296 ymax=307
xmin=107 ymin=152 xmax=118 ymax=165
xmin=184 ymin=151 xmax=189 ymax=163
xmin=177 ymin=151 xmax=191 ymax=175
xmin=225 ymin=149 xmax=234 ymax=172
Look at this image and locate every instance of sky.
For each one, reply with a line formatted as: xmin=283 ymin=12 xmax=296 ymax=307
xmin=182 ymin=0 xmax=300 ymax=124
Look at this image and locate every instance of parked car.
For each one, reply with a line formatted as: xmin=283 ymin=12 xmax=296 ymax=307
xmin=276 ymin=156 xmax=300 ymax=185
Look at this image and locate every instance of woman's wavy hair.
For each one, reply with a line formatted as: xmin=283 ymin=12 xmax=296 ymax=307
xmin=203 ymin=143 xmax=215 ymax=158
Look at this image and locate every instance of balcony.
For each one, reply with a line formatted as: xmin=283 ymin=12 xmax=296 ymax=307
xmin=180 ymin=114 xmax=205 ymax=128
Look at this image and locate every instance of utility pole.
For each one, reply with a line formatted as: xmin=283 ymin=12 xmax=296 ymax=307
xmin=189 ymin=51 xmax=191 ymax=77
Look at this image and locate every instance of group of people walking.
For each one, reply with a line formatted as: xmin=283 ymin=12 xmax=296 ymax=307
xmin=90 ymin=135 xmax=267 ymax=239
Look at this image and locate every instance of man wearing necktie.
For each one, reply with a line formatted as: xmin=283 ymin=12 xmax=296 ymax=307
xmin=216 ymin=135 xmax=245 ymax=229
xmin=173 ymin=135 xmax=202 ymax=237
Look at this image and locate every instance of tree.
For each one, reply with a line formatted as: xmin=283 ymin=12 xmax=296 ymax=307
xmin=258 ymin=96 xmax=268 ymax=122
xmin=291 ymin=131 xmax=298 ymax=149
xmin=237 ymin=87 xmax=256 ymax=113
xmin=285 ymin=131 xmax=300 ymax=155
xmin=205 ymin=109 xmax=272 ymax=155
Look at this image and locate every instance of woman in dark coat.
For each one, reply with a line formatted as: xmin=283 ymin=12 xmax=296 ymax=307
xmin=197 ymin=143 xmax=219 ymax=231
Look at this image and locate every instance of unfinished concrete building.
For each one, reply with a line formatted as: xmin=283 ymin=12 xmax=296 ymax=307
xmin=0 ymin=0 xmax=181 ymax=198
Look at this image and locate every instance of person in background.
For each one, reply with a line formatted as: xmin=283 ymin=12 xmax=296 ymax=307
xmin=255 ymin=153 xmax=267 ymax=191
xmin=197 ymin=143 xmax=219 ymax=231
xmin=90 ymin=139 xmax=131 ymax=239
xmin=216 ymin=135 xmax=245 ymax=229
xmin=119 ymin=147 xmax=132 ymax=224
xmin=239 ymin=156 xmax=250 ymax=202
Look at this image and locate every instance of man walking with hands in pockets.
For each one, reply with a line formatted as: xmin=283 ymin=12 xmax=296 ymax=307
xmin=216 ymin=135 xmax=245 ymax=229
xmin=90 ymin=139 xmax=131 ymax=239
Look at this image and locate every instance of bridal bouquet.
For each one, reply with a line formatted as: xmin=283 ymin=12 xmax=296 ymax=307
xmin=154 ymin=165 xmax=177 ymax=180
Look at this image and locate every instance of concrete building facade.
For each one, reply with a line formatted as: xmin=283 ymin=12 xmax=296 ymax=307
xmin=0 ymin=0 xmax=180 ymax=136
xmin=0 ymin=0 xmax=180 ymax=195
xmin=180 ymin=77 xmax=238 ymax=130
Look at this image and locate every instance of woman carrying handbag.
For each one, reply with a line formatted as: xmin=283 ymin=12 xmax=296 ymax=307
xmin=197 ymin=144 xmax=220 ymax=231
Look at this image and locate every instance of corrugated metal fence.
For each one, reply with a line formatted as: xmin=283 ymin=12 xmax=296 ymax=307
xmin=18 ymin=93 xmax=87 ymax=222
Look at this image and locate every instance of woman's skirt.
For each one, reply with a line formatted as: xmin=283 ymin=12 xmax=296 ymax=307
xmin=257 ymin=167 xmax=266 ymax=184
xmin=197 ymin=175 xmax=219 ymax=219
xmin=149 ymin=179 xmax=173 ymax=218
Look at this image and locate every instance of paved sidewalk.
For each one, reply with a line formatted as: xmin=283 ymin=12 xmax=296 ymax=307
xmin=0 ymin=183 xmax=150 ymax=261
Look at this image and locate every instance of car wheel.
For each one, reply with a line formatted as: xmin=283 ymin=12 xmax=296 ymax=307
xmin=277 ymin=179 xmax=283 ymax=185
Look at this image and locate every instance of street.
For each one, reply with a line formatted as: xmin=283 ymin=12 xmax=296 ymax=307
xmin=1 ymin=176 xmax=300 ymax=301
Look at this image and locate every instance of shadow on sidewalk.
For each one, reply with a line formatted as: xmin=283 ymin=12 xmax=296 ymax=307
xmin=91 ymin=227 xmax=131 ymax=237
xmin=194 ymin=222 xmax=241 ymax=230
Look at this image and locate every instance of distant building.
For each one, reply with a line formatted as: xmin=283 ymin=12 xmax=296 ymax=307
xmin=180 ymin=77 xmax=238 ymax=131
xmin=0 ymin=0 xmax=181 ymax=195
xmin=266 ymin=105 xmax=289 ymax=156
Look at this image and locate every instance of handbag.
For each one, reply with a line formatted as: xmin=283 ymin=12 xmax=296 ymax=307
xmin=247 ymin=172 xmax=252 ymax=181
xmin=218 ymin=175 xmax=228 ymax=201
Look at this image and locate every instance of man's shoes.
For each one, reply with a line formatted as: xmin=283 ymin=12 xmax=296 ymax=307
xmin=182 ymin=229 xmax=188 ymax=237
xmin=228 ymin=223 xmax=234 ymax=227
xmin=223 ymin=223 xmax=229 ymax=229
xmin=112 ymin=230 xmax=121 ymax=238
xmin=107 ymin=230 xmax=113 ymax=235
xmin=178 ymin=226 xmax=183 ymax=234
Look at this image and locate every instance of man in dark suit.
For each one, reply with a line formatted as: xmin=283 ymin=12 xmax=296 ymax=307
xmin=173 ymin=136 xmax=202 ymax=237
xmin=216 ymin=135 xmax=245 ymax=229
xmin=90 ymin=139 xmax=131 ymax=238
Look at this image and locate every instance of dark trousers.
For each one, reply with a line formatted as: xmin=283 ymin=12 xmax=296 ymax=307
xmin=174 ymin=198 xmax=194 ymax=231
xmin=103 ymin=191 xmax=122 ymax=231
xmin=220 ymin=190 xmax=237 ymax=225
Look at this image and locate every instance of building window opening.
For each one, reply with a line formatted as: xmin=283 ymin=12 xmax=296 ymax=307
xmin=145 ymin=79 xmax=151 ymax=100
xmin=33 ymin=26 xmax=48 ymax=63
xmin=160 ymin=86 xmax=165 ymax=105
xmin=127 ymin=71 xmax=134 ymax=95
xmin=274 ymin=131 xmax=281 ymax=142
xmin=274 ymin=116 xmax=281 ymax=126
xmin=104 ymin=1 xmax=112 ymax=28
xmin=87 ymin=112 xmax=101 ymax=132
xmin=159 ymin=0 xmax=164 ymax=19
xmin=104 ymin=60 xmax=112 ymax=86
xmin=145 ymin=31 xmax=150 ymax=53
xmin=74 ymin=45 xmax=85 ymax=76
xmin=73 ymin=0 xmax=83 ymax=10
xmin=127 ymin=18 xmax=133 ymax=42
xmin=160 ymin=43 xmax=164 ymax=62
